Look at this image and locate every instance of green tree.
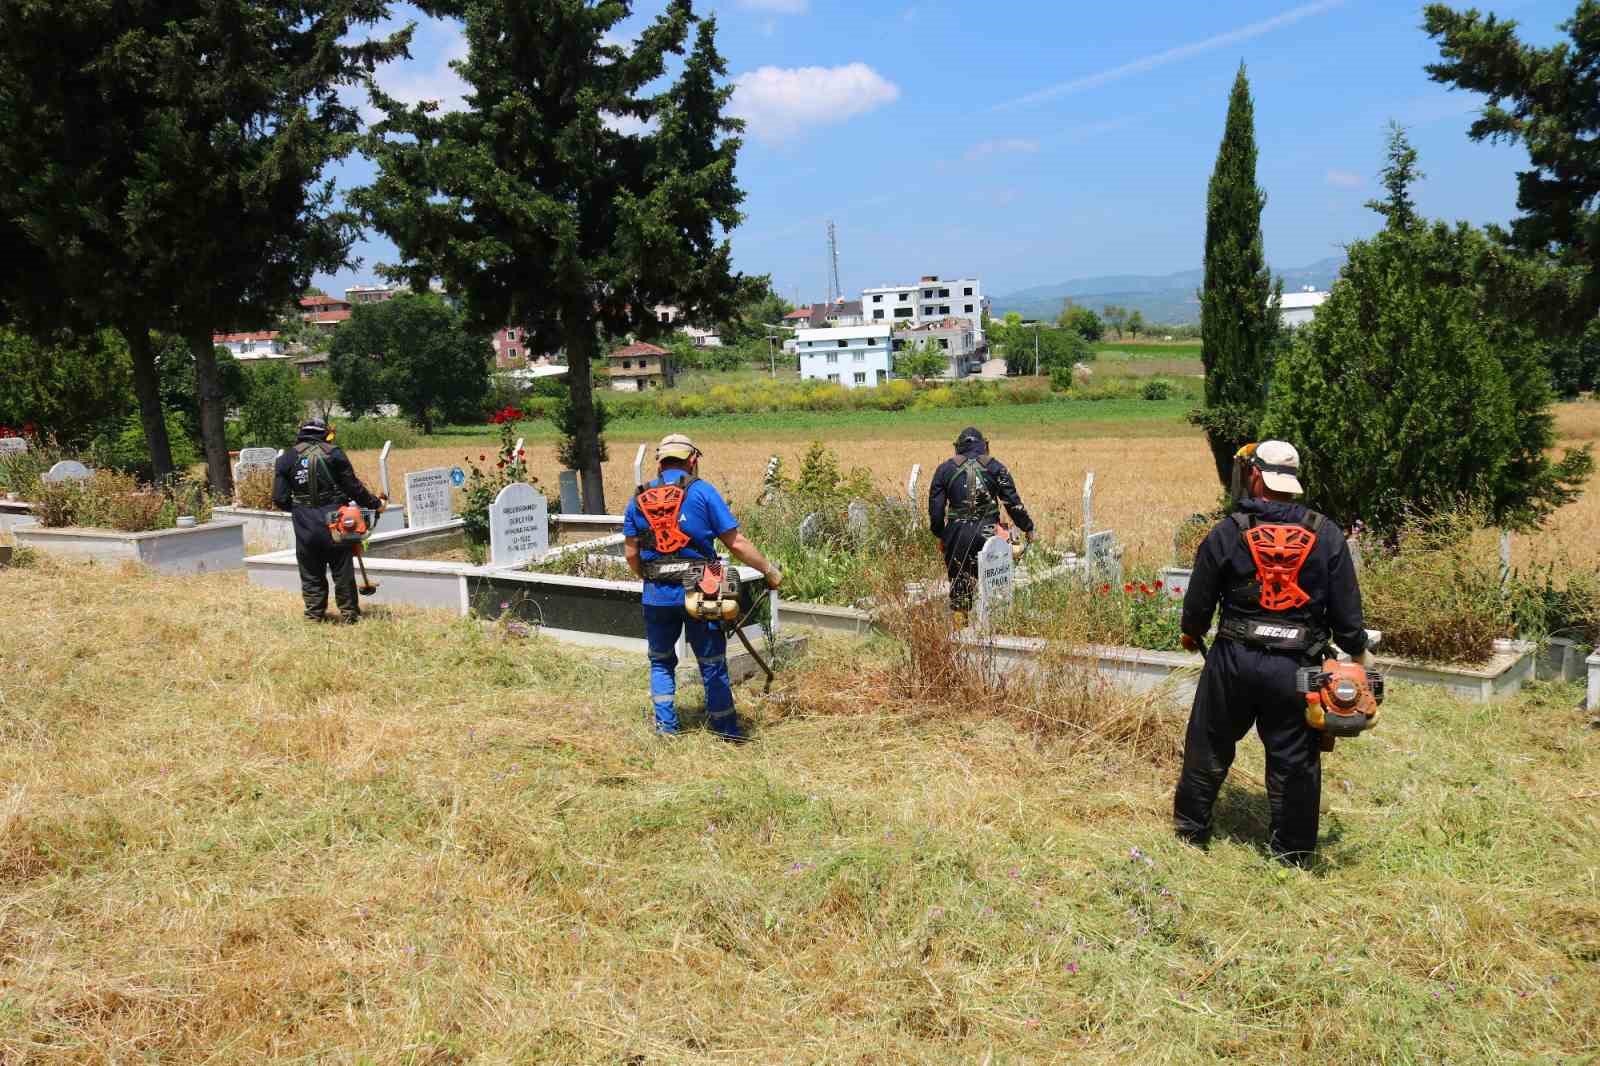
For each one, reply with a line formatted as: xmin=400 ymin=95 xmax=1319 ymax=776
xmin=355 ymin=0 xmax=751 ymax=513
xmin=1191 ymin=63 xmax=1284 ymax=488
xmin=1057 ymin=300 xmax=1104 ymax=341
xmin=894 ymin=339 xmax=948 ymax=382
xmin=299 ymin=371 xmax=340 ymax=421
xmin=1126 ymin=309 xmax=1145 ymax=340
xmin=1424 ymin=2 xmax=1600 ymax=328
xmin=1101 ymin=305 xmax=1128 ymax=340
xmin=158 ymin=340 xmax=248 ymax=448
xmin=0 ymin=328 xmax=133 ymax=447
xmin=1261 ymin=129 xmax=1590 ymax=534
xmin=237 ymin=361 xmax=305 ymax=448
xmin=328 ymin=294 xmax=492 ymax=434
xmin=0 ymin=0 xmax=405 ymax=492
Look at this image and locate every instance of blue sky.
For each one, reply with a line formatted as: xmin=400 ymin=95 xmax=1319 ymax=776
xmin=320 ymin=0 xmax=1575 ymax=304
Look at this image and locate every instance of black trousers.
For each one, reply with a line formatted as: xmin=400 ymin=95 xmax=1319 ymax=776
xmin=292 ymin=506 xmax=358 ymax=621
xmin=1173 ymin=638 xmax=1322 ymax=862
xmin=942 ymin=519 xmax=992 ymax=611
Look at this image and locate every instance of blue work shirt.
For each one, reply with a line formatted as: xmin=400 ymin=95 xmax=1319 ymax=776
xmin=623 ymin=468 xmax=739 ymax=607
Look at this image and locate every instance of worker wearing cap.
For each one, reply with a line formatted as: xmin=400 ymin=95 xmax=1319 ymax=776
xmin=271 ymin=418 xmax=385 ymax=624
xmin=1173 ymin=440 xmax=1371 ymax=866
xmin=623 ymin=434 xmax=782 ymax=739
xmin=928 ymin=426 xmax=1035 ymax=620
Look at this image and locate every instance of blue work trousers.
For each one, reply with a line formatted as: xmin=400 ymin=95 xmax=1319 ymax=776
xmin=644 ymin=605 xmax=739 ymax=738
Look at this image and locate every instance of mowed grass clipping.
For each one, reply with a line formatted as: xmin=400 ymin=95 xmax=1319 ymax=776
xmin=2 ymin=559 xmax=1598 ymax=1062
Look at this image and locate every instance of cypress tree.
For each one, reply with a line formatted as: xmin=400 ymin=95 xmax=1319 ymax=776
xmin=1192 ymin=64 xmax=1283 ymax=488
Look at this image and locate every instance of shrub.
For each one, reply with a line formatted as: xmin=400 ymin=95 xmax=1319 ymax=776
xmin=1049 ymin=366 xmax=1074 ymax=393
xmin=235 ymin=467 xmax=275 ymax=509
xmin=96 ymin=414 xmax=201 ymax=476
xmin=460 ymin=422 xmax=556 ymax=565
xmin=237 ymin=360 xmax=304 ymax=448
xmin=29 ymin=469 xmax=212 ymax=531
xmin=1359 ymin=511 xmax=1510 ymax=663
xmin=332 ymin=418 xmax=420 ymax=452
xmin=1142 ymin=378 xmax=1173 ymax=401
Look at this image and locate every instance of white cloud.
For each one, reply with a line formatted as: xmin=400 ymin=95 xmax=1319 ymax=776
xmin=730 ymin=63 xmax=900 ymax=143
xmin=369 ymin=22 xmax=471 ymax=118
xmin=602 ymin=112 xmax=656 ymax=136
xmin=965 ymin=138 xmax=1040 ymax=163
xmin=995 ymin=0 xmax=1347 ymax=110
xmin=736 ymin=0 xmax=808 ymax=12
xmin=1325 ymin=168 xmax=1364 ymax=188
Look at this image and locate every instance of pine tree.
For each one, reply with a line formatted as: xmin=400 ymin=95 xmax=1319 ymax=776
xmin=355 ymin=0 xmax=753 ymax=513
xmin=1261 ymin=128 xmax=1591 ymax=534
xmin=1192 ymin=64 xmax=1283 ymax=488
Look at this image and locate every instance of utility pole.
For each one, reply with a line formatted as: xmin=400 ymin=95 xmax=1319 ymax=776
xmin=1034 ymin=323 xmax=1041 ymax=377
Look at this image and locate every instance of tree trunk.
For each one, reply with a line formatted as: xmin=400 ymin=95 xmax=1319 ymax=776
xmin=563 ymin=320 xmax=607 ymax=514
xmin=123 ymin=325 xmax=175 ymax=480
xmin=189 ymin=331 xmax=233 ymax=496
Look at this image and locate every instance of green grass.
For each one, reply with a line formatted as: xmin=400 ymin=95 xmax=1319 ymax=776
xmin=2 ymin=558 xmax=1596 ymax=1061
xmin=1091 ymin=340 xmax=1202 ymax=359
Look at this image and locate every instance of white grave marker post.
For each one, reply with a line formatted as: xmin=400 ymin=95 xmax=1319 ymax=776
xmin=42 ymin=460 xmax=91 ymax=483
xmin=907 ymin=463 xmax=922 ymax=501
xmin=798 ymin=512 xmax=821 ymax=545
xmin=1499 ymin=530 xmax=1513 ymax=590
xmin=489 ymin=482 xmax=549 ymax=566
xmin=378 ymin=441 xmax=393 ymax=499
xmin=632 ymin=443 xmax=648 ymax=490
xmin=404 ymin=467 xmax=454 ymax=529
xmin=1081 ymin=470 xmax=1095 ymax=549
xmin=0 ymin=438 xmax=30 ymax=455
xmin=558 ymin=470 xmax=581 ymax=514
xmin=513 ymin=437 xmax=525 ymax=461
xmin=975 ymin=535 xmax=1016 ymax=628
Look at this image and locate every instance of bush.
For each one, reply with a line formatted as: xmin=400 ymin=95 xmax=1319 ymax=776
xmin=96 ymin=414 xmax=201 ymax=477
xmin=1142 ymin=378 xmax=1173 ymax=401
xmin=332 ymin=418 xmax=421 ymax=452
xmin=235 ymin=467 xmax=275 ymax=509
xmin=29 ymin=469 xmax=212 ymax=532
xmin=1359 ymin=511 xmax=1510 ymax=663
xmin=237 ymin=360 xmax=304 ymax=449
xmin=1049 ymin=366 xmax=1074 ymax=393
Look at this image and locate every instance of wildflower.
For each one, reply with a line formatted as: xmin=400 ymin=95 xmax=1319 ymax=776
xmin=1129 ymin=846 xmax=1143 ymax=861
xmin=1154 ymin=580 xmax=1163 ymax=590
xmin=1139 ymin=583 xmax=1150 ymax=595
xmin=1008 ymin=867 xmax=1020 ymax=879
xmin=479 ymin=453 xmax=487 ymax=461
xmin=1066 ymin=961 xmax=1079 ymax=975
xmin=1123 ymin=583 xmax=1134 ymax=594
xmin=928 ymin=906 xmax=944 ymax=919
xmin=1025 ymin=1018 xmax=1040 ymax=1030
xmin=500 ymin=601 xmax=510 ymax=610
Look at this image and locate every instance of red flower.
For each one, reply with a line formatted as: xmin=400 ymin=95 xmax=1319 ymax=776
xmin=1139 ymin=583 xmax=1150 ymax=596
xmin=1123 ymin=583 xmax=1134 ymax=594
xmin=497 ymin=459 xmax=506 ymax=469
xmin=1100 ymin=583 xmax=1111 ymax=594
xmin=1154 ymin=580 xmax=1164 ymax=590
xmin=479 ymin=453 xmax=487 ymax=461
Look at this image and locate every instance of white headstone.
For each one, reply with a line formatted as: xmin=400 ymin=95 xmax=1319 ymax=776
xmin=489 ymin=482 xmax=548 ymax=566
xmin=798 ymin=512 xmax=821 ymax=545
xmin=513 ymin=437 xmax=525 ymax=462
xmin=1086 ymin=530 xmax=1117 ymax=577
xmin=847 ymin=499 xmax=869 ymax=537
xmin=233 ymin=459 xmax=274 ymax=485
xmin=404 ymin=467 xmax=454 ymax=529
xmin=378 ymin=441 xmax=393 ymax=499
xmin=558 ymin=470 xmax=581 ymax=514
xmin=907 ymin=463 xmax=922 ymax=500
xmin=42 ymin=460 xmax=91 ymax=483
xmin=0 ymin=438 xmax=29 ymax=455
xmin=975 ymin=535 xmax=1015 ymax=625
xmin=238 ymin=447 xmax=277 ymax=465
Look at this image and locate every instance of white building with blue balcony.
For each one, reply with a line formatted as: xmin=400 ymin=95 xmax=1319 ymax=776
xmin=795 ymin=325 xmax=893 ymax=389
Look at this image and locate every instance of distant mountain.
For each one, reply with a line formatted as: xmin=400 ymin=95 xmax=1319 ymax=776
xmin=992 ymin=256 xmax=1345 ymax=325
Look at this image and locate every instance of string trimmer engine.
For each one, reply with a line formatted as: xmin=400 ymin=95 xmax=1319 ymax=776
xmin=1296 ymin=660 xmax=1383 ymax=740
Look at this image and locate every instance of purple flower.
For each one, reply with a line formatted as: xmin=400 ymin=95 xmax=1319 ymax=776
xmin=1129 ymin=846 xmax=1144 ymax=861
xmin=1008 ymin=867 xmax=1020 ymax=879
xmin=1065 ymin=962 xmax=1079 ymax=975
xmin=928 ymin=906 xmax=944 ymax=919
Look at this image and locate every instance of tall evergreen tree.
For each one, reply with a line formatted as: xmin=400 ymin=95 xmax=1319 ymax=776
xmin=1192 ymin=64 xmax=1283 ymax=488
xmin=354 ymin=0 xmax=752 ymax=513
xmin=0 ymin=0 xmax=406 ymax=490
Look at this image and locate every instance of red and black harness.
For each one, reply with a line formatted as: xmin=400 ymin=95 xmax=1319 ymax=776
xmin=635 ymin=476 xmax=722 ymax=587
xmin=1217 ymin=510 xmax=1330 ymax=656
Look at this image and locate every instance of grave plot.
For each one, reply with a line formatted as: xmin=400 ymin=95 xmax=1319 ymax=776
xmin=11 ymin=459 xmax=244 ymax=574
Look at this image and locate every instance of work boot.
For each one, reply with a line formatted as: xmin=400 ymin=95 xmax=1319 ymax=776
xmin=337 ymin=612 xmax=360 ymax=626
xmin=304 ymin=611 xmax=327 ymax=623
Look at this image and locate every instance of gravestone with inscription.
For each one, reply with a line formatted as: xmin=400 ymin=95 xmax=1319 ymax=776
xmin=1086 ymin=529 xmax=1121 ymax=584
xmin=0 ymin=438 xmax=30 ymax=455
xmin=558 ymin=470 xmax=581 ymax=515
xmin=404 ymin=467 xmax=454 ymax=529
xmin=975 ymin=534 xmax=1015 ymax=625
xmin=42 ymin=460 xmax=91 ymax=483
xmin=233 ymin=446 xmax=278 ymax=486
xmin=489 ymin=482 xmax=549 ymax=566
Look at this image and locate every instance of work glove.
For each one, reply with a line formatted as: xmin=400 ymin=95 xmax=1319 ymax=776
xmin=764 ymin=567 xmax=783 ymax=591
xmin=1180 ymin=633 xmax=1203 ymax=654
xmin=373 ymin=496 xmax=386 ymax=514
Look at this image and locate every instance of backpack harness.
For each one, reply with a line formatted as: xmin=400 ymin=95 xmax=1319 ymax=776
xmin=635 ymin=475 xmax=716 ymax=582
xmin=289 ymin=441 xmax=340 ymax=509
xmin=1216 ymin=510 xmax=1330 ymax=655
xmin=947 ymin=456 xmax=1000 ymax=523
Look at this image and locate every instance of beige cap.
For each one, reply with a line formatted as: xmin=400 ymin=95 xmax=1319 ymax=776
xmin=1254 ymin=440 xmax=1304 ymax=495
xmin=656 ymin=433 xmax=700 ymax=461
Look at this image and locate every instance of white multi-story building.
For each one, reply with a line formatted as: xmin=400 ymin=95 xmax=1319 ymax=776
xmin=861 ymin=275 xmax=989 ymax=340
xmin=1277 ymin=287 xmax=1330 ymax=328
xmin=894 ymin=317 xmax=980 ymax=378
xmin=795 ymin=325 xmax=893 ymax=389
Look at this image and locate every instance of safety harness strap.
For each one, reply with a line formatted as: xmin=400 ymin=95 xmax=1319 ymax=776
xmin=949 ymin=456 xmax=999 ymax=522
xmin=634 ymin=475 xmax=699 ymax=556
xmin=290 ymin=442 xmax=337 ymax=508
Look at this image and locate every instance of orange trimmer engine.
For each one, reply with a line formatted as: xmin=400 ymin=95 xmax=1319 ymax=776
xmin=1296 ymin=660 xmax=1383 ymax=739
xmin=328 ymin=501 xmax=370 ymax=550
xmin=684 ymin=561 xmax=741 ymax=623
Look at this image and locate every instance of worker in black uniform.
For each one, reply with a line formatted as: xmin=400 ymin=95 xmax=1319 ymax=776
xmin=927 ymin=426 xmax=1034 ymax=619
xmin=271 ymin=418 xmax=385 ymax=624
xmin=1174 ymin=440 xmax=1371 ymax=866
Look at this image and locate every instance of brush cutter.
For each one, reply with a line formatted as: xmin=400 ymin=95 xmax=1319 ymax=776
xmin=731 ymin=587 xmax=776 ymax=693
xmin=329 ymin=500 xmax=382 ymax=597
xmin=1296 ymin=659 xmax=1383 ymax=751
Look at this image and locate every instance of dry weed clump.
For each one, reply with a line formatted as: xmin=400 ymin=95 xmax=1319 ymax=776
xmin=233 ymin=465 xmax=275 ymax=509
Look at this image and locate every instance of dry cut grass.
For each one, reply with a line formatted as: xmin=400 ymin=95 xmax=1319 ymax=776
xmin=2 ymin=557 xmax=1598 ymax=1062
